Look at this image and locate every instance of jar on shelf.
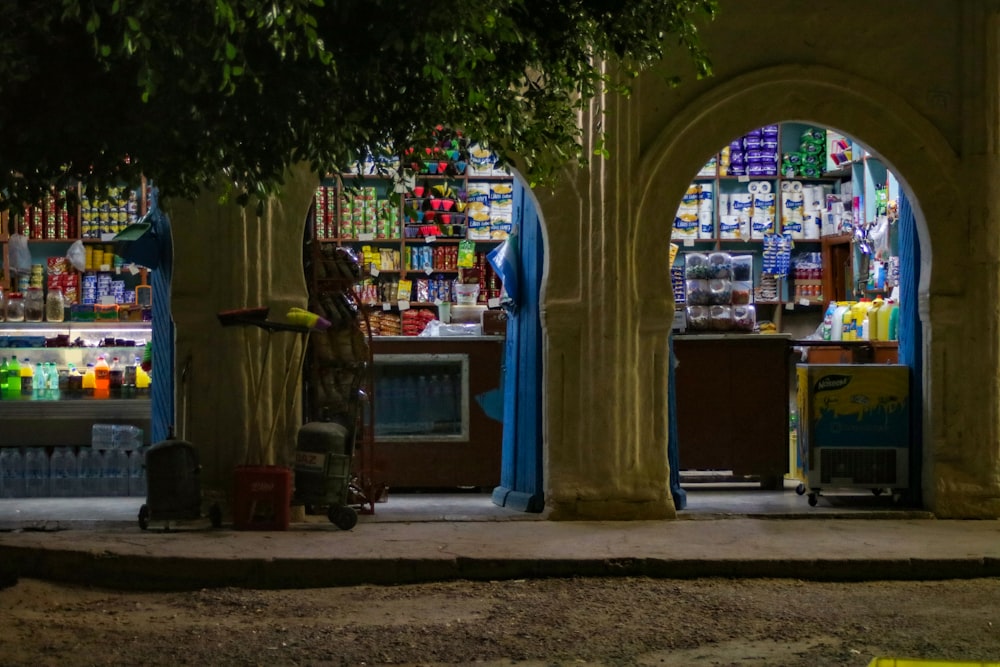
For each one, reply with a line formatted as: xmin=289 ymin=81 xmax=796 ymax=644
xmin=0 ymin=286 xmax=5 ymax=322
xmin=24 ymin=286 xmax=44 ymax=322
xmin=5 ymin=292 xmax=25 ymax=322
xmin=46 ymin=287 xmax=66 ymax=322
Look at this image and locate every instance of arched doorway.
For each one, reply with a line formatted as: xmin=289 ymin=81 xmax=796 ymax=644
xmin=633 ymin=65 xmax=958 ymax=514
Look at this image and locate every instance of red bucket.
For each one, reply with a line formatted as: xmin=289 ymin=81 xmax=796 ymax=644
xmin=233 ymin=465 xmax=292 ymax=530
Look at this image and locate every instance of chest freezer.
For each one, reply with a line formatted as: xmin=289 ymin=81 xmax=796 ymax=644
xmin=796 ymin=364 xmax=910 ymax=493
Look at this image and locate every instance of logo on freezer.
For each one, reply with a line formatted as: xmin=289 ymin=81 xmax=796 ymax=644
xmin=814 ymin=375 xmax=852 ymax=393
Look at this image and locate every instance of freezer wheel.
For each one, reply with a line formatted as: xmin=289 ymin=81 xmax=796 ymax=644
xmin=138 ymin=504 xmax=150 ymax=530
xmin=807 ymin=493 xmax=818 ymax=507
xmin=329 ymin=505 xmax=358 ymax=530
xmin=795 ymin=483 xmax=806 ymax=496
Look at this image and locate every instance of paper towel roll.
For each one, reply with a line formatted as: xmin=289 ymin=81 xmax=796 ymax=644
xmin=750 ymin=214 xmax=775 ymax=239
xmin=782 ymin=216 xmax=804 ymax=240
xmin=790 ymin=180 xmax=803 ymax=193
xmin=698 ymin=210 xmax=714 ymax=239
xmin=804 ymin=186 xmax=824 ymax=210
xmin=781 ymin=192 xmax=804 ymax=219
xmin=757 ymin=180 xmax=772 ymax=194
xmin=748 ymin=181 xmax=760 ymax=194
xmin=753 ymin=192 xmax=776 ymax=217
xmin=730 ymin=193 xmax=753 ymax=215
xmin=804 ymin=211 xmax=822 ymax=240
xmin=718 ymin=193 xmax=731 ymax=216
xmin=719 ymin=215 xmax=740 ymax=239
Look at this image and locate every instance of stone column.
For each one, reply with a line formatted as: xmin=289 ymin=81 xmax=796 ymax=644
xmin=165 ymin=164 xmax=317 ymax=502
xmin=541 ymin=83 xmax=676 ymax=520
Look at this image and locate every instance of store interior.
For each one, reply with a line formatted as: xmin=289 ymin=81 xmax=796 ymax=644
xmin=0 ymin=121 xmax=924 ymax=524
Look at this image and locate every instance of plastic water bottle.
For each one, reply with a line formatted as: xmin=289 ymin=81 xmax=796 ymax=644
xmin=77 ymin=447 xmax=100 ymax=496
xmin=128 ymin=447 xmax=148 ymax=498
xmin=105 ymin=449 xmax=129 ymax=496
xmin=45 ymin=362 xmax=60 ymax=400
xmin=0 ymin=448 xmax=26 ymax=498
xmin=91 ymin=424 xmax=114 ymax=449
xmin=49 ymin=447 xmax=79 ymax=497
xmin=5 ymin=356 xmax=21 ymax=399
xmin=24 ymin=447 xmax=49 ymax=497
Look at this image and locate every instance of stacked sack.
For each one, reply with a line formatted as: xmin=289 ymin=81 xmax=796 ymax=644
xmin=725 ymin=125 xmax=779 ymax=177
xmin=781 ymin=127 xmax=827 ymax=179
xmin=683 ymin=252 xmax=756 ymax=333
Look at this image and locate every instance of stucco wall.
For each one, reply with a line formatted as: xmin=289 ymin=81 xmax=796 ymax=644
xmin=163 ymin=1 xmax=1000 ymax=520
xmin=540 ymin=0 xmax=1000 ymax=518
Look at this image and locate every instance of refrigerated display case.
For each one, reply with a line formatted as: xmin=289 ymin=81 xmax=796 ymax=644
xmin=0 ymin=321 xmax=152 ymax=448
xmin=370 ymin=337 xmax=503 ymax=488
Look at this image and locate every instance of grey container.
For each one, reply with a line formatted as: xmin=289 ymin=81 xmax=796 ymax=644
xmin=138 ymin=431 xmax=220 ymax=529
xmin=293 ymin=421 xmax=357 ymax=530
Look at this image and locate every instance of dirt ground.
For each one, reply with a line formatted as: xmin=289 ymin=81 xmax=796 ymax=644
xmin=2 ymin=576 xmax=999 ymax=666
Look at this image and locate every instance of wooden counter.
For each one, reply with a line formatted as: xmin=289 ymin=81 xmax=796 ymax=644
xmin=673 ymin=334 xmax=791 ymax=489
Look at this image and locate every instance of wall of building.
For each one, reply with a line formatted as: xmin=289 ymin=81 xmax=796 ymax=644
xmin=539 ymin=0 xmax=1000 ymax=518
xmin=164 ymin=1 xmax=1000 ymax=520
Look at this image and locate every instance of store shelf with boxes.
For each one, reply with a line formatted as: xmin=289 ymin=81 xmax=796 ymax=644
xmin=303 ymin=135 xmax=514 ymax=489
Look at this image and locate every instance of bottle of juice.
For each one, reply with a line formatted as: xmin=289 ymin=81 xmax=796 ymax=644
xmin=6 ymin=356 xmax=21 ymax=399
xmin=94 ymin=355 xmax=110 ymax=398
xmin=136 ymin=363 xmax=151 ymax=396
xmin=20 ymin=358 xmax=33 ymax=399
xmin=109 ymin=357 xmax=123 ymax=398
xmin=0 ymin=357 xmax=8 ymax=398
xmin=82 ymin=363 xmax=96 ymax=397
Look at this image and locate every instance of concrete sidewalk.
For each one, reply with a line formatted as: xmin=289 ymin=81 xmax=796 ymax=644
xmin=2 ymin=509 xmax=1000 ymax=591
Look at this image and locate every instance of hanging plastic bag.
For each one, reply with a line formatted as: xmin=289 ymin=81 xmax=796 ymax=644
xmin=8 ymin=233 xmax=32 ymax=273
xmin=66 ymin=240 xmax=87 ymax=272
xmin=487 ymin=226 xmax=520 ymax=308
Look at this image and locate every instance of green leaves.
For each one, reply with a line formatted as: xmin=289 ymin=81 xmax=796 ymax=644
xmin=1 ymin=0 xmax=716 ymax=208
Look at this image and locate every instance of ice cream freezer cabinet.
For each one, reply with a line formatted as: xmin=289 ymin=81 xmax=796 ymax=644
xmin=796 ymin=363 xmax=910 ymax=505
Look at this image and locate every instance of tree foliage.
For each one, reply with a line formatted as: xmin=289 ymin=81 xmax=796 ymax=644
xmin=0 ymin=0 xmax=715 ymax=207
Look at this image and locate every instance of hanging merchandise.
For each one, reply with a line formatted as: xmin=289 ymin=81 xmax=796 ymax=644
xmin=113 ymin=185 xmax=170 ymax=270
xmin=487 ymin=226 xmax=520 ymax=308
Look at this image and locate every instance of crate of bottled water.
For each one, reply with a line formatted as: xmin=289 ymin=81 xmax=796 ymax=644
xmin=91 ymin=424 xmax=144 ymax=450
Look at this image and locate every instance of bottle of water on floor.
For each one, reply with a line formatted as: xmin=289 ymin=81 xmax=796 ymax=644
xmin=0 ymin=448 xmax=26 ymax=498
xmin=77 ymin=447 xmax=100 ymax=497
xmin=49 ymin=447 xmax=79 ymax=498
xmin=24 ymin=447 xmax=49 ymax=497
xmin=105 ymin=448 xmax=129 ymax=496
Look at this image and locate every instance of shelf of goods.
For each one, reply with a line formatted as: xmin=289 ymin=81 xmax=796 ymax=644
xmin=0 ymin=321 xmax=152 ymax=500
xmin=303 ymin=139 xmax=512 ymax=489
xmin=308 ymin=141 xmax=513 ymax=334
xmin=0 ymin=180 xmax=152 ymax=322
xmin=670 ymin=123 xmax=902 ymax=332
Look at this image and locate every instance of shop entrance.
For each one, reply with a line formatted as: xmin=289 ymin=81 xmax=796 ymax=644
xmin=668 ymin=121 xmax=925 ymax=513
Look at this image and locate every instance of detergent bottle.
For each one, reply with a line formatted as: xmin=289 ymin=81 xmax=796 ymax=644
xmin=854 ymin=298 xmax=873 ymax=340
xmin=841 ymin=300 xmax=858 ymax=341
xmin=877 ymin=299 xmax=896 ymax=341
xmin=830 ymin=302 xmax=849 ymax=341
xmin=867 ymin=295 xmax=884 ymax=341
xmin=888 ymin=299 xmax=900 ymax=340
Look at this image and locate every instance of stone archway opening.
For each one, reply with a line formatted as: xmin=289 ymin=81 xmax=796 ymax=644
xmin=631 ymin=65 xmax=961 ymax=517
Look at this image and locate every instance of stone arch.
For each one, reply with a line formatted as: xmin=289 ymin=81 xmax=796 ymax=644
xmin=632 ymin=64 xmax=967 ymax=513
